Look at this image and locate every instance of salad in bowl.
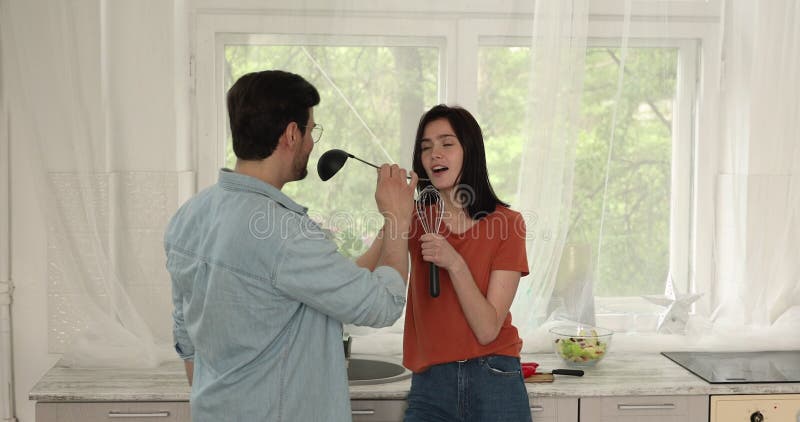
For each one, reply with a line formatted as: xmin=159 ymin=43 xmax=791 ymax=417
xmin=549 ymin=325 xmax=613 ymax=368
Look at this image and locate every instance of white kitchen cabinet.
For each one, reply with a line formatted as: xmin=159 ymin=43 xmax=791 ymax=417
xmin=38 ymin=400 xmax=406 ymax=422
xmin=36 ymin=402 xmax=190 ymax=422
xmin=350 ymin=397 xmax=580 ymax=422
xmin=579 ymin=395 xmax=708 ymax=422
xmin=530 ymin=397 xmax=579 ymax=421
xmin=38 ymin=400 xmax=407 ymax=422
xmin=350 ymin=397 xmax=579 ymax=422
xmin=350 ymin=399 xmax=406 ymax=422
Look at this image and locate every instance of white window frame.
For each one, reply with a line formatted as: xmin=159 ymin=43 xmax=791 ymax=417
xmin=215 ymin=33 xmax=447 ymax=170
xmin=193 ymin=1 xmax=722 ymax=320
xmin=195 ymin=13 xmax=458 ymax=190
xmin=453 ymin=17 xmax=719 ymax=325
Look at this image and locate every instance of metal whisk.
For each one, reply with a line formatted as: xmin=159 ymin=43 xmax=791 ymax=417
xmin=415 ymin=185 xmax=444 ymax=298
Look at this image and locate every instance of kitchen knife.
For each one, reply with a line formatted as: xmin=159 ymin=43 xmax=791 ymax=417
xmin=538 ymin=369 xmax=584 ymax=377
xmin=521 ymin=362 xmax=584 ymax=378
xmin=523 ymin=367 xmax=584 ymax=383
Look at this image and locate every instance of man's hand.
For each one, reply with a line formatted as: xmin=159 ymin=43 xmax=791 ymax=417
xmin=375 ymin=164 xmax=418 ymax=231
xmin=373 ymin=164 xmax=417 ymax=281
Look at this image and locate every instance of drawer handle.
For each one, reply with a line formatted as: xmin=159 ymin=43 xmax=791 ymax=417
xmin=530 ymin=405 xmax=544 ymax=412
xmin=352 ymin=409 xmax=376 ymax=415
xmin=618 ymin=404 xmax=676 ymax=410
xmin=108 ymin=411 xmax=170 ymax=418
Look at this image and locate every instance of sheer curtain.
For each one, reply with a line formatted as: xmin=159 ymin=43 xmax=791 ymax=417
xmin=517 ymin=0 xmax=800 ymax=353
xmin=707 ymin=0 xmax=800 ymax=349
xmin=509 ymin=0 xmax=589 ymax=350
xmin=3 ymin=0 xmax=178 ymax=370
xmin=4 ymin=1 xmax=800 ymax=385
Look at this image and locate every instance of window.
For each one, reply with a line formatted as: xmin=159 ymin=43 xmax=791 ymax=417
xmin=221 ymin=40 xmax=441 ymax=256
xmin=479 ymin=44 xmax=685 ymax=295
xmin=477 ymin=39 xmax=695 ymax=331
xmin=195 ymin=4 xmax=720 ymax=333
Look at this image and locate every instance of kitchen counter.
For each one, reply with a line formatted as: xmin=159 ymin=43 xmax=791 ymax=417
xmin=29 ymin=353 xmax=800 ymax=402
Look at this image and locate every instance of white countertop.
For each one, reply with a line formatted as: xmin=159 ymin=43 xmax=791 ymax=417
xmin=29 ymin=353 xmax=800 ymax=402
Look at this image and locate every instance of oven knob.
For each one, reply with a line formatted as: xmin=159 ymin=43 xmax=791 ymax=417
xmin=750 ymin=411 xmax=764 ymax=422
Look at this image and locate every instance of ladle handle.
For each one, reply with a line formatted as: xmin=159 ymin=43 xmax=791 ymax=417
xmin=353 ymin=155 xmax=430 ymax=181
xmin=351 ymin=155 xmax=380 ymax=169
xmin=429 ymin=263 xmax=440 ymax=297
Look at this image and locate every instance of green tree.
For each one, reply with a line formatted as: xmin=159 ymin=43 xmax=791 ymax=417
xmin=224 ymin=45 xmax=438 ymax=257
xmin=478 ymin=46 xmax=677 ymax=297
xmin=223 ymin=43 xmax=679 ymax=296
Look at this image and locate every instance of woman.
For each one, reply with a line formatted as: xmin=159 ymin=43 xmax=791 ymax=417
xmin=402 ymin=104 xmax=531 ymax=422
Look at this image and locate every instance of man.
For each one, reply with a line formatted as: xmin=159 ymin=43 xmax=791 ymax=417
xmin=165 ymin=70 xmax=417 ymax=421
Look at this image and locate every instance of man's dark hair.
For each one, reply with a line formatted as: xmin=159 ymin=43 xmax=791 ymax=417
xmin=227 ymin=70 xmax=321 ymax=160
xmin=412 ymin=104 xmax=508 ymax=220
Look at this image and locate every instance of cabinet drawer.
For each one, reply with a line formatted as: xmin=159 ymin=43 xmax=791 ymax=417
xmin=530 ymin=397 xmax=578 ymax=421
xmin=350 ymin=400 xmax=406 ymax=422
xmin=580 ymin=395 xmax=708 ymax=422
xmin=37 ymin=402 xmax=190 ymax=422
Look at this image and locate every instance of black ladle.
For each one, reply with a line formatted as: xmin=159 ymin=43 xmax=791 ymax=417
xmin=317 ymin=148 xmax=428 ymax=181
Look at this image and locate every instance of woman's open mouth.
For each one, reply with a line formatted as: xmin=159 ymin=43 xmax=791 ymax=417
xmin=431 ymin=165 xmax=449 ymax=177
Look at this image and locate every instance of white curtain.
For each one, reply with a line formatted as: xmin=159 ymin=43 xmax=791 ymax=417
xmin=707 ymin=0 xmax=800 ymax=348
xmin=3 ymin=0 xmax=176 ymax=369
xmin=517 ymin=0 xmax=800 ymax=353
xmin=4 ymin=0 xmax=800 ymax=380
xmin=579 ymin=0 xmax=800 ymax=352
xmin=509 ymin=0 xmax=589 ymax=348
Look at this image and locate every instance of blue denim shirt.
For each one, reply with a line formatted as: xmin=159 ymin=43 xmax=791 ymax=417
xmin=165 ymin=169 xmax=406 ymax=422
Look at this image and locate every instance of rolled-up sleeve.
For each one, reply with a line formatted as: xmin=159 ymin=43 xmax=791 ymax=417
xmin=168 ymin=250 xmax=195 ymax=361
xmin=172 ymin=302 xmax=195 ymax=360
xmin=273 ymin=225 xmax=406 ymax=328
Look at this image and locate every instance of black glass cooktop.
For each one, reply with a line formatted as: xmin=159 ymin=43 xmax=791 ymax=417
xmin=662 ymin=351 xmax=800 ymax=384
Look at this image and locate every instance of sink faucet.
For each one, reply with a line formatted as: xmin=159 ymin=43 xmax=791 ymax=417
xmin=343 ymin=333 xmax=352 ymax=360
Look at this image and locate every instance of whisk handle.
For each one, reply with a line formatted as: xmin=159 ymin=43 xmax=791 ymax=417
xmin=429 ymin=263 xmax=440 ymax=297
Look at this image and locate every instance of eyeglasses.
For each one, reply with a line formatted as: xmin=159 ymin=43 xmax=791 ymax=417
xmin=301 ymin=123 xmax=324 ymax=144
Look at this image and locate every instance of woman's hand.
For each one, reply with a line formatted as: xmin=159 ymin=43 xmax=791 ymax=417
xmin=419 ymin=233 xmax=464 ymax=271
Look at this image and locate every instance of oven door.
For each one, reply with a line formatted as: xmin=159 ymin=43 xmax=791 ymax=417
xmin=711 ymin=394 xmax=800 ymax=422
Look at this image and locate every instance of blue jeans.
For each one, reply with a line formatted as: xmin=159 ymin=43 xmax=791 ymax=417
xmin=404 ymin=355 xmax=532 ymax=422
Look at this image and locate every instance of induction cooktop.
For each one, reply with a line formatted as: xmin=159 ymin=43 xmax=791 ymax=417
xmin=662 ymin=351 xmax=800 ymax=384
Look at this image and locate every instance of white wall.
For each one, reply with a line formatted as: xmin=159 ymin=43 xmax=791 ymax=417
xmin=5 ymin=0 xmax=189 ymax=420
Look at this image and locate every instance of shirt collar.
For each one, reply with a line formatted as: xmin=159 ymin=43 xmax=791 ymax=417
xmin=217 ymin=168 xmax=308 ymax=215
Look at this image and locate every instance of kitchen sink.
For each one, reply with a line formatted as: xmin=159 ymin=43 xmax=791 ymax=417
xmin=347 ymin=356 xmax=411 ymax=386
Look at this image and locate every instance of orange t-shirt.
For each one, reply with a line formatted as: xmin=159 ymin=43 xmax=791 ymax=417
xmin=403 ymin=205 xmax=530 ymax=373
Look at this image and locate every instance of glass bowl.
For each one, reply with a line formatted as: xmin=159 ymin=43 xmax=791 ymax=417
xmin=549 ymin=325 xmax=613 ymax=368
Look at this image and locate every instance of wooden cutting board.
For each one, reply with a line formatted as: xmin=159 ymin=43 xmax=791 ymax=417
xmin=524 ymin=373 xmax=555 ymax=383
